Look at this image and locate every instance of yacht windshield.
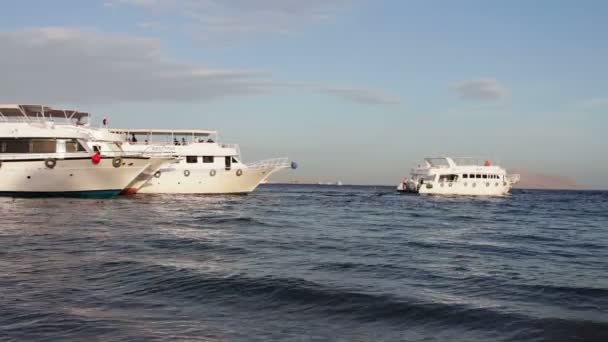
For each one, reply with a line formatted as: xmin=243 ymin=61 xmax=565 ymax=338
xmin=426 ymin=158 xmax=450 ymax=167
xmin=452 ymin=158 xmax=485 ymax=166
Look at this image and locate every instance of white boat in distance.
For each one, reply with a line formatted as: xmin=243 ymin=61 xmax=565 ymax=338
xmin=0 ymin=104 xmax=160 ymax=198
xmin=397 ymin=157 xmax=520 ymax=196
xmin=110 ymin=129 xmax=297 ymax=194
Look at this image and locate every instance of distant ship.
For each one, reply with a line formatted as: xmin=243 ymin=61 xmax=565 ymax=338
xmin=317 ymin=181 xmax=343 ymax=186
xmin=397 ymin=157 xmax=520 ymax=196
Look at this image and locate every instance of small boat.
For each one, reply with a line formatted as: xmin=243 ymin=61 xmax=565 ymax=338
xmin=108 ymin=129 xmax=297 ymax=194
xmin=397 ymin=157 xmax=520 ymax=196
xmin=0 ymin=104 xmax=160 ymax=198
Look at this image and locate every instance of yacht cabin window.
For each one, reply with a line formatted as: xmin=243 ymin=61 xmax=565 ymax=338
xmin=32 ymin=139 xmax=57 ymax=153
xmin=66 ymin=140 xmax=86 ymax=152
xmin=203 ymin=156 xmax=214 ymax=163
xmin=0 ymin=138 xmax=86 ymax=154
xmin=439 ymin=174 xmax=458 ymax=182
xmin=231 ymin=157 xmax=239 ymax=163
xmin=186 ymin=156 xmax=198 ymax=163
xmin=1 ymin=140 xmax=30 ymax=153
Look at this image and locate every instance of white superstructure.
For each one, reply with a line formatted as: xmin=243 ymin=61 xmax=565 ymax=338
xmin=397 ymin=157 xmax=520 ymax=196
xmin=0 ymin=104 xmax=158 ymax=198
xmin=110 ymin=129 xmax=297 ymax=194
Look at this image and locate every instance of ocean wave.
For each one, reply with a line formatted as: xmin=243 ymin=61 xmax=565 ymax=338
xmin=101 ymin=265 xmax=608 ymax=340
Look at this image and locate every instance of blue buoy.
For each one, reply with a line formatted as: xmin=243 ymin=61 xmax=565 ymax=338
xmin=291 ymin=161 xmax=298 ymax=170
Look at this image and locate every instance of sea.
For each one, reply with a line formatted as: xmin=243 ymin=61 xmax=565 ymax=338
xmin=1 ymin=185 xmax=607 ymax=341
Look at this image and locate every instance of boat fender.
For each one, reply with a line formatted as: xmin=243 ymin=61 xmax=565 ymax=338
xmin=426 ymin=183 xmax=432 ymax=189
xmin=154 ymin=171 xmax=161 ymax=178
xmin=236 ymin=169 xmax=243 ymax=177
xmin=112 ymin=157 xmax=122 ymax=168
xmin=486 ymin=182 xmax=490 ymax=187
xmin=184 ymin=170 xmax=190 ymax=177
xmin=91 ymin=153 xmax=101 ymax=165
xmin=0 ymin=160 xmax=2 ymax=168
xmin=209 ymin=169 xmax=216 ymax=177
xmin=44 ymin=158 xmax=57 ymax=169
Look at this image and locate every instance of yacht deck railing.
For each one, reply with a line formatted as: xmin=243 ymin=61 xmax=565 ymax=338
xmin=140 ymin=145 xmax=178 ymax=156
xmin=507 ymin=174 xmax=521 ymax=184
xmin=246 ymin=157 xmax=291 ymax=170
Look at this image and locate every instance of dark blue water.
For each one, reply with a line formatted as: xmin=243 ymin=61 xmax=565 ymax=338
xmin=1 ymin=185 xmax=607 ymax=341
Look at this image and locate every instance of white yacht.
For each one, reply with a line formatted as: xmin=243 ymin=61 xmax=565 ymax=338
xmin=0 ymin=104 xmax=161 ymax=198
xmin=397 ymin=157 xmax=520 ymax=196
xmin=79 ymin=128 xmax=173 ymax=194
xmin=109 ymin=129 xmax=297 ymax=194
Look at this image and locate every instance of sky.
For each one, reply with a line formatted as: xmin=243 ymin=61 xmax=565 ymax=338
xmin=1 ymin=0 xmax=607 ymax=188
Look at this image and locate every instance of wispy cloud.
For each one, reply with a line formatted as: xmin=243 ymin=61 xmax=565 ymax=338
xmin=104 ymin=0 xmax=357 ymax=41
xmin=453 ymin=78 xmax=510 ymax=101
xmin=0 ymin=27 xmax=398 ymax=106
xmin=320 ymin=86 xmax=401 ymax=105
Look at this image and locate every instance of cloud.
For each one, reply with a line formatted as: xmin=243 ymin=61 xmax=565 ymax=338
xmin=266 ymin=82 xmax=402 ymax=105
xmin=453 ymin=78 xmax=510 ymax=101
xmin=0 ymin=27 xmax=399 ymax=106
xmin=320 ymin=86 xmax=401 ymax=105
xmin=0 ymin=27 xmax=267 ymax=104
xmin=104 ymin=0 xmax=357 ymax=40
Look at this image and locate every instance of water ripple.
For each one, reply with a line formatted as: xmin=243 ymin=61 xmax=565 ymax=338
xmin=1 ymin=186 xmax=608 ymax=341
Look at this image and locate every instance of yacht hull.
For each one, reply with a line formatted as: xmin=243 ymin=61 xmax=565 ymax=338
xmin=0 ymin=157 xmax=151 ymax=198
xmin=0 ymin=190 xmax=121 ymax=198
xmin=137 ymin=166 xmax=281 ymax=194
xmin=400 ymin=180 xmax=513 ymax=196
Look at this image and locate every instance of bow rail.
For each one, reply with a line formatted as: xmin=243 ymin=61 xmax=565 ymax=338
xmin=246 ymin=157 xmax=291 ymax=170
